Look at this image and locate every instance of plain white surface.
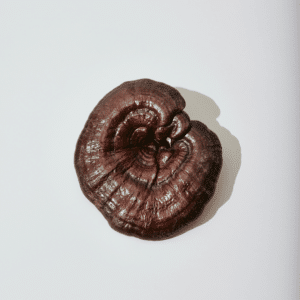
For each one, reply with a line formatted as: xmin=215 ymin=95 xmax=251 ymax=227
xmin=0 ymin=1 xmax=299 ymax=299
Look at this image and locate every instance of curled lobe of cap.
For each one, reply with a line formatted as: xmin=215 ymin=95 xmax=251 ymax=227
xmin=74 ymin=79 xmax=222 ymax=240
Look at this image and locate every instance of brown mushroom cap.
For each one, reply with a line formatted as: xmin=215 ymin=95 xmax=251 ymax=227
xmin=74 ymin=79 xmax=222 ymax=240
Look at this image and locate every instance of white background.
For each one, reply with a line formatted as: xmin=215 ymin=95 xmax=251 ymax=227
xmin=0 ymin=1 xmax=299 ymax=299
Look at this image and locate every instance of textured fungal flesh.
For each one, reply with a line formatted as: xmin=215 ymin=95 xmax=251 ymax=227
xmin=74 ymin=79 xmax=222 ymax=240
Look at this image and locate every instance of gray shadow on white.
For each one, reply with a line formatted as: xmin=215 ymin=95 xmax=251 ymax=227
xmin=172 ymin=87 xmax=242 ymax=237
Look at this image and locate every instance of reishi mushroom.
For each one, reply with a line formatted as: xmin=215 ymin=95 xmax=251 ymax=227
xmin=74 ymin=79 xmax=222 ymax=240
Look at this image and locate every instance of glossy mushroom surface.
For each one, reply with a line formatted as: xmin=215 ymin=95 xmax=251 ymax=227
xmin=74 ymin=79 xmax=222 ymax=240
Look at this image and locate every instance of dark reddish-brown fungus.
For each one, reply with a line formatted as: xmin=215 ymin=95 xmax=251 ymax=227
xmin=74 ymin=79 xmax=222 ymax=240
